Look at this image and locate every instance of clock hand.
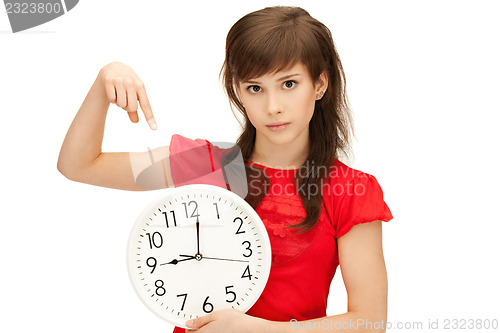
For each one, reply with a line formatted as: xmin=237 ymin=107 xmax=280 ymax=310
xmin=195 ymin=215 xmax=201 ymax=255
xmin=203 ymin=256 xmax=249 ymax=263
xmin=160 ymin=255 xmax=196 ymax=266
xmin=178 ymin=254 xmax=249 ymax=263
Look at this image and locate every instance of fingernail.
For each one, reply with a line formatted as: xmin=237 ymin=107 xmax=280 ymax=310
xmin=148 ymin=118 xmax=157 ymax=130
xmin=186 ymin=319 xmax=194 ymax=326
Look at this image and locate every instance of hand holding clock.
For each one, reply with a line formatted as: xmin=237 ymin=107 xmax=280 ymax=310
xmin=185 ymin=308 xmax=272 ymax=333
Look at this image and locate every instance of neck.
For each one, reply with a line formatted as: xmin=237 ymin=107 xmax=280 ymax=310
xmin=250 ymin=130 xmax=309 ymax=169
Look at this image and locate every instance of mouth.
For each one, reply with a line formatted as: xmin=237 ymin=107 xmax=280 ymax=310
xmin=266 ymin=122 xmax=290 ymax=131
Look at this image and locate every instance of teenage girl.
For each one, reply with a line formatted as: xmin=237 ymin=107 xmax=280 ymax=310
xmin=57 ymin=6 xmax=393 ymax=333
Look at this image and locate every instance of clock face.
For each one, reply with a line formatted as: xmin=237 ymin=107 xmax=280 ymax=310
xmin=127 ymin=184 xmax=272 ymax=329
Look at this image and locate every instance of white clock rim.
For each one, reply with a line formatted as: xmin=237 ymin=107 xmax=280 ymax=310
xmin=126 ymin=184 xmax=272 ymax=329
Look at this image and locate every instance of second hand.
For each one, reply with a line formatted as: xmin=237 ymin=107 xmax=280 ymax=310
xmin=179 ymin=254 xmax=249 ymax=263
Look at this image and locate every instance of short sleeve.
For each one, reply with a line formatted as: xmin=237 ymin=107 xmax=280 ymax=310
xmin=333 ymin=173 xmax=393 ymax=239
xmin=168 ymin=134 xmax=248 ymax=198
xmin=169 ymin=134 xmax=228 ymax=188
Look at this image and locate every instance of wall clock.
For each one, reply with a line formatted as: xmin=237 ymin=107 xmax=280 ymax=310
xmin=127 ymin=184 xmax=272 ymax=329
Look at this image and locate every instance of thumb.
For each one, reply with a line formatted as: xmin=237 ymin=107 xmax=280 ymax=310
xmin=186 ymin=313 xmax=213 ymax=329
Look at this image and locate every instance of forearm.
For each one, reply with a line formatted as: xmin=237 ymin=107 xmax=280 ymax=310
xmin=57 ymin=74 xmax=110 ymax=177
xmin=263 ymin=312 xmax=386 ymax=333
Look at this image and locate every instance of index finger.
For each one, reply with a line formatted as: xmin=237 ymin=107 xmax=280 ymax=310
xmin=137 ymin=85 xmax=156 ymax=130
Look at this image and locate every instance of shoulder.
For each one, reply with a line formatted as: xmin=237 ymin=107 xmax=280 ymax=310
xmin=169 ymin=134 xmax=211 ymax=153
xmin=330 ymin=159 xmax=366 ymax=178
xmin=326 ymin=159 xmax=374 ymax=188
xmin=169 ymin=134 xmax=234 ymax=154
xmin=323 ymin=159 xmax=387 ymax=207
xmin=169 ymin=134 xmax=237 ymax=163
xmin=324 ymin=159 xmax=394 ymax=238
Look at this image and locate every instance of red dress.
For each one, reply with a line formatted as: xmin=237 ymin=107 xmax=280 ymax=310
xmin=168 ymin=134 xmax=393 ymax=333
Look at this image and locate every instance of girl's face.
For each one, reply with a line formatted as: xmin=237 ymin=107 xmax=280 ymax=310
xmin=236 ymin=62 xmax=328 ymax=149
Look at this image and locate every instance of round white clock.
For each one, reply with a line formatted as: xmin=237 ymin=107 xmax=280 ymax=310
xmin=127 ymin=184 xmax=272 ymax=329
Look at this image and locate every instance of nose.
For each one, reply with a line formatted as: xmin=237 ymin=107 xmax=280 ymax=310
xmin=266 ymin=91 xmax=283 ymax=116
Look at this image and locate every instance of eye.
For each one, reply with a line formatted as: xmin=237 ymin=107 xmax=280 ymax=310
xmin=247 ymin=85 xmax=262 ymax=94
xmin=283 ymin=80 xmax=297 ymax=89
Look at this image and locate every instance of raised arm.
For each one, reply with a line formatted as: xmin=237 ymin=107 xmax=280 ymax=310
xmin=57 ymin=62 xmax=167 ymax=191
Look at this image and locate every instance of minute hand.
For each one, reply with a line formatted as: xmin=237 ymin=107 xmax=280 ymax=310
xmin=196 ymin=216 xmax=201 ymax=255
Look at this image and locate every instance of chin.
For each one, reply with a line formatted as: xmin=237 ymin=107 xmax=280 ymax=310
xmin=264 ymin=133 xmax=297 ymax=146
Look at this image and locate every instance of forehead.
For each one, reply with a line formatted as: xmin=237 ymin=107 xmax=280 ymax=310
xmin=241 ymin=62 xmax=309 ymax=83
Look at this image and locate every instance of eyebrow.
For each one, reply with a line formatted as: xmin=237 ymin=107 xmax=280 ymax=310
xmin=242 ymin=73 xmax=300 ymax=84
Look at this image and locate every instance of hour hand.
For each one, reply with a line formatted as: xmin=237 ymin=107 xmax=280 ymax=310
xmin=160 ymin=255 xmax=196 ymax=266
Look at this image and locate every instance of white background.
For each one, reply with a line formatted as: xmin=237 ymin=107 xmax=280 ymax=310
xmin=1 ymin=0 xmax=499 ymax=332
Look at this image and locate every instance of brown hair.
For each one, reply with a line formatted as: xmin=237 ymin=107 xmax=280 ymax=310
xmin=219 ymin=6 xmax=355 ymax=234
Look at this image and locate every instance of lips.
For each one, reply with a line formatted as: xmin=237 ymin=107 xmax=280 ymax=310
xmin=266 ymin=122 xmax=290 ymax=131
xmin=266 ymin=122 xmax=290 ymax=127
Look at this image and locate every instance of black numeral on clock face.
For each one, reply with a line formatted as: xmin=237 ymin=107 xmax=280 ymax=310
xmin=146 ymin=232 xmax=163 ymax=248
xmin=182 ymin=200 xmax=199 ymax=218
xmin=162 ymin=211 xmax=177 ymax=228
xmin=203 ymin=296 xmax=214 ymax=313
xmin=146 ymin=257 xmax=157 ymax=273
xmin=233 ymin=217 xmax=245 ymax=234
xmin=241 ymin=265 xmax=252 ymax=280
xmin=225 ymin=285 xmax=236 ymax=303
xmin=242 ymin=241 xmax=252 ymax=257
xmin=155 ymin=280 xmax=166 ymax=296
xmin=177 ymin=293 xmax=187 ymax=311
